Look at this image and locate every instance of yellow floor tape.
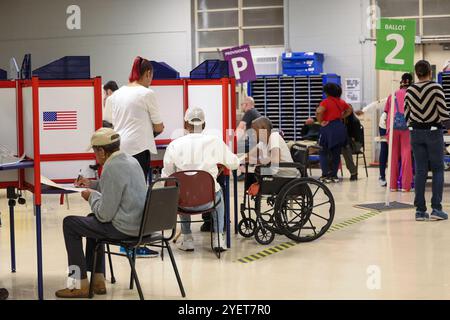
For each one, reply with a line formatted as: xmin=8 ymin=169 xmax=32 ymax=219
xmin=237 ymin=211 xmax=380 ymax=264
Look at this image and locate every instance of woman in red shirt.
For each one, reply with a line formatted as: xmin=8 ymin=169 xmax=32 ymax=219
xmin=316 ymin=83 xmax=353 ymax=183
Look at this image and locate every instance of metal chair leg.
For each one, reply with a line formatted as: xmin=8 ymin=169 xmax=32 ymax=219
xmin=126 ymin=252 xmax=144 ymax=300
xmin=161 ymin=231 xmax=164 ymax=262
xmin=129 ymin=248 xmax=136 ymax=290
xmin=89 ymin=242 xmax=100 ymax=298
xmin=363 ymin=153 xmax=369 ymax=177
xmin=165 ymin=240 xmax=186 ymax=297
xmin=216 ymin=214 xmax=221 ymax=259
xmin=106 ymin=244 xmax=116 ymax=284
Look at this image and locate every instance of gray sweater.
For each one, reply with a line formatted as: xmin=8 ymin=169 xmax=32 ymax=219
xmin=89 ymin=152 xmax=147 ymax=236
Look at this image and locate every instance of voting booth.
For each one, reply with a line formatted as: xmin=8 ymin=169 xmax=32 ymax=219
xmin=150 ymin=78 xmax=237 ymax=167
xmin=20 ymin=77 xmax=102 ymax=185
xmin=0 ymin=77 xmax=102 ymax=300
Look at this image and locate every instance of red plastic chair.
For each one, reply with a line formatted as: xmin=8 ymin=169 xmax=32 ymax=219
xmin=168 ymin=170 xmax=223 ymax=258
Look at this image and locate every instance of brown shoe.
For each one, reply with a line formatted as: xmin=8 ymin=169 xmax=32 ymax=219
xmin=55 ymin=287 xmax=90 ymax=299
xmin=55 ymin=278 xmax=90 ymax=299
xmin=93 ymin=282 xmax=107 ymax=295
xmin=93 ymin=273 xmax=107 ymax=295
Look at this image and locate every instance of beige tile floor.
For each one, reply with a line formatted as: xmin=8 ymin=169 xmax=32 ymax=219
xmin=0 ymin=168 xmax=449 ymax=300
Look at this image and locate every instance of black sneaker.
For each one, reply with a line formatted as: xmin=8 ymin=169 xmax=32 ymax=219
xmin=350 ymin=174 xmax=358 ymax=181
xmin=331 ymin=177 xmax=340 ymax=183
xmin=200 ymin=223 xmax=211 ymax=232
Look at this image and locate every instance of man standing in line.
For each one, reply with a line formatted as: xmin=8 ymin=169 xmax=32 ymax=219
xmin=405 ymin=60 xmax=450 ymax=221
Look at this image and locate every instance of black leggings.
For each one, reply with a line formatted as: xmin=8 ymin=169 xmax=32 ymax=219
xmin=133 ymin=150 xmax=151 ymax=183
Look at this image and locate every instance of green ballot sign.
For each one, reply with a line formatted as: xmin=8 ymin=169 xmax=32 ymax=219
xmin=376 ymin=18 xmax=416 ymax=72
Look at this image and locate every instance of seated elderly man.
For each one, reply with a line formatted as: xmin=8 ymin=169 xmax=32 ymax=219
xmin=162 ymin=107 xmax=239 ymax=252
xmin=55 ymin=128 xmax=147 ymax=299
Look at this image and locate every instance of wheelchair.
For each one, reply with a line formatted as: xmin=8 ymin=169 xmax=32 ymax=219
xmin=238 ymin=144 xmax=335 ymax=245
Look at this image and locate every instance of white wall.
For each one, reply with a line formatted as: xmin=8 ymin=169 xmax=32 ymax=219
xmin=287 ymin=0 xmax=376 ymax=108
xmin=0 ymin=0 xmax=192 ymax=85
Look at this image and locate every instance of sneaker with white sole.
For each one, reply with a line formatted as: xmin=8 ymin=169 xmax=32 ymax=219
xmin=415 ymin=211 xmax=429 ymax=221
xmin=330 ymin=177 xmax=340 ymax=183
xmin=177 ymin=234 xmax=194 ymax=252
xmin=212 ymin=233 xmax=227 ymax=252
xmin=430 ymin=209 xmax=448 ymax=221
xmin=379 ymin=178 xmax=387 ymax=187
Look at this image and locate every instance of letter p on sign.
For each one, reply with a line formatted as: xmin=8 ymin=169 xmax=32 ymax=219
xmin=222 ymin=44 xmax=257 ymax=84
xmin=231 ymin=57 xmax=248 ymax=81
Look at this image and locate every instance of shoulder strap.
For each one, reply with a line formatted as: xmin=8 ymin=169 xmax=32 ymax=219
xmin=394 ymin=93 xmax=399 ymax=113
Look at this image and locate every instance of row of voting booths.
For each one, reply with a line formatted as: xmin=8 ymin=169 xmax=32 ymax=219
xmin=0 ymin=57 xmax=237 ymax=300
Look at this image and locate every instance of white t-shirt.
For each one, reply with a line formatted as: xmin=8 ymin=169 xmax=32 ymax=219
xmin=103 ymin=96 xmax=112 ymax=122
xmin=161 ymin=133 xmax=240 ymax=192
xmin=362 ymin=98 xmax=388 ymax=129
xmin=258 ymin=132 xmax=299 ymax=178
xmin=105 ymin=85 xmax=162 ymax=155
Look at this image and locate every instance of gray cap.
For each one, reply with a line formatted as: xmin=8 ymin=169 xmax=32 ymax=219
xmin=184 ymin=107 xmax=206 ymax=125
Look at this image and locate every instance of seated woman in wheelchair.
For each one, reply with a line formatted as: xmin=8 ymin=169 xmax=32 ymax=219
xmin=244 ymin=117 xmax=299 ymax=196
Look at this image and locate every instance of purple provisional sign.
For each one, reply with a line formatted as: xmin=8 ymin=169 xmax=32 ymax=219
xmin=222 ymin=45 xmax=257 ymax=84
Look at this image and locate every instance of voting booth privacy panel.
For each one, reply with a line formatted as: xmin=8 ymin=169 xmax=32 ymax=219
xmin=21 ymin=78 xmax=102 ymax=192
xmin=0 ymin=81 xmax=19 ymax=187
xmin=1 ymin=77 xmax=102 ymax=201
xmin=150 ymin=78 xmax=237 ymax=167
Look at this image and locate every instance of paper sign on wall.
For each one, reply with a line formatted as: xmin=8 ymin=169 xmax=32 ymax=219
xmin=222 ymin=45 xmax=257 ymax=84
xmin=344 ymin=78 xmax=361 ymax=104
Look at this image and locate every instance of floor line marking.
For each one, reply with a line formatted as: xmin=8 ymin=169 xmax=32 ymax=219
xmin=236 ymin=211 xmax=381 ymax=264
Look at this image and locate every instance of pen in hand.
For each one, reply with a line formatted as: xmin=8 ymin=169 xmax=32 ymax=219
xmin=76 ymin=169 xmax=84 ymax=187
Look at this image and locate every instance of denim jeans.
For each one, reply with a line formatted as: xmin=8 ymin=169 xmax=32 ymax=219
xmin=410 ymin=129 xmax=445 ymax=212
xmin=180 ymin=190 xmax=224 ymax=234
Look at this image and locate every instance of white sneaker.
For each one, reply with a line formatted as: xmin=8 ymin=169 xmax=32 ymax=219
xmin=177 ymin=234 xmax=194 ymax=252
xmin=213 ymin=233 xmax=227 ymax=252
xmin=379 ymin=178 xmax=387 ymax=187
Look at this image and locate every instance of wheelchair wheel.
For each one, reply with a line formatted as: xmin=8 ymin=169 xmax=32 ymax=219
xmin=254 ymin=226 xmax=275 ymax=245
xmin=274 ymin=178 xmax=335 ymax=243
xmin=238 ymin=218 xmax=257 ymax=238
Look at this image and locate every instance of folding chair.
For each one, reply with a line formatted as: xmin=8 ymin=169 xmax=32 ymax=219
xmin=88 ymin=178 xmax=186 ymax=300
xmin=169 ymin=171 xmax=223 ymax=259
xmin=354 ymin=125 xmax=369 ymax=178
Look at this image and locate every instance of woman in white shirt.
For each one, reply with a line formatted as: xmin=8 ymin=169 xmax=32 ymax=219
xmin=248 ymin=117 xmax=299 ymax=178
xmin=105 ymin=57 xmax=164 ymax=181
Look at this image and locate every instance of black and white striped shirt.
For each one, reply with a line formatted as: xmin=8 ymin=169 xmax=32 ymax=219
xmin=404 ymin=81 xmax=450 ymax=129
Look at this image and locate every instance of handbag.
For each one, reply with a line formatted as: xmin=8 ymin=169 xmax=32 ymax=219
xmin=393 ymin=93 xmax=408 ymax=131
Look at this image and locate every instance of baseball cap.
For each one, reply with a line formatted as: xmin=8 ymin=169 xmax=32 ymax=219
xmin=87 ymin=128 xmax=120 ymax=151
xmin=185 ymin=107 xmax=206 ymax=125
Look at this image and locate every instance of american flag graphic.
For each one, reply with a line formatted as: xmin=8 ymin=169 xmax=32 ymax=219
xmin=43 ymin=111 xmax=78 ymax=130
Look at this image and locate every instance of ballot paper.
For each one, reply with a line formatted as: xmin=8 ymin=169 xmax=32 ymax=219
xmin=40 ymin=176 xmax=87 ymax=193
xmin=0 ymin=144 xmax=26 ymax=166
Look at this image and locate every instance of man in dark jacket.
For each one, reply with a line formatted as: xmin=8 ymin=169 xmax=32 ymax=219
xmin=342 ymin=111 xmax=364 ymax=181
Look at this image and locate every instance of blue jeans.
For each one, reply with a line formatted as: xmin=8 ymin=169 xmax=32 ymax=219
xmin=379 ymin=127 xmax=388 ymax=180
xmin=180 ymin=190 xmax=224 ymax=234
xmin=410 ymin=129 xmax=445 ymax=212
xmin=319 ymin=146 xmax=341 ymax=178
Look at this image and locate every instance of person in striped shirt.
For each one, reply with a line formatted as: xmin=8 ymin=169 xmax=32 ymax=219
xmin=404 ymin=60 xmax=450 ymax=221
